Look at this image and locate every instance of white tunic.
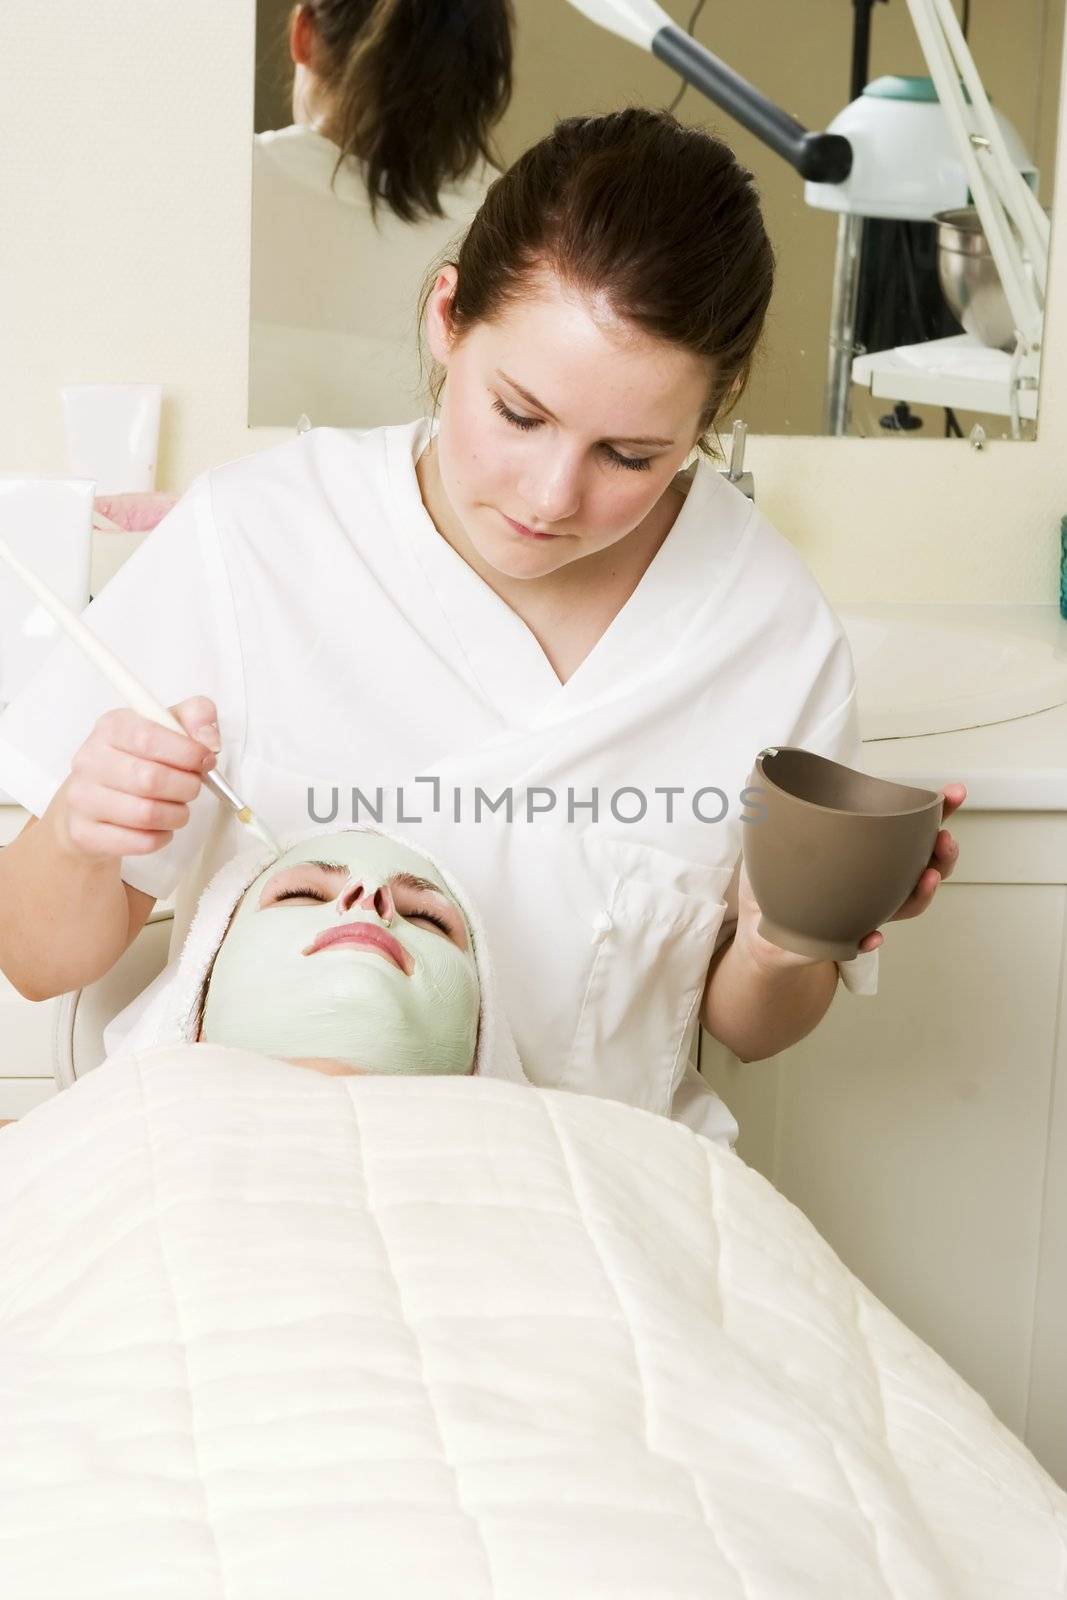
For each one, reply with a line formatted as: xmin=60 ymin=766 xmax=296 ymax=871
xmin=249 ymin=125 xmax=492 ymax=427
xmin=0 ymin=421 xmax=878 ymax=1144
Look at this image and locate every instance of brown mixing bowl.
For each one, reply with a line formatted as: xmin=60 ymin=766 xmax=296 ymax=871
xmin=743 ymin=746 xmax=944 ymax=962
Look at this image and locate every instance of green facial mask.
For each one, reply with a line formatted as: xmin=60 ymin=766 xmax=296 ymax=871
xmin=200 ymin=833 xmax=480 ymax=1075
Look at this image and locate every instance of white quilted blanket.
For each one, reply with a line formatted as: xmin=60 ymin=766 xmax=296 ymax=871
xmin=2 ymin=1045 xmax=1065 ymax=1599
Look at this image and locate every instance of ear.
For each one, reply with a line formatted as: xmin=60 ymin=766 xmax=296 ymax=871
xmin=289 ymin=3 xmax=315 ymax=67
xmin=721 ymin=370 xmax=746 ymax=416
xmin=424 ymin=265 xmax=460 ymax=367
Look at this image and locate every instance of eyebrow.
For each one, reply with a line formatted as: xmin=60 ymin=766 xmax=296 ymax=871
xmin=495 ymin=369 xmax=674 ymax=449
xmin=390 ymin=872 xmax=452 ymax=899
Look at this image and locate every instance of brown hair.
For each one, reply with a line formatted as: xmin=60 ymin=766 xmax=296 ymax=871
xmin=424 ymin=107 xmax=775 ymax=448
xmin=296 ymin=0 xmax=513 ymax=223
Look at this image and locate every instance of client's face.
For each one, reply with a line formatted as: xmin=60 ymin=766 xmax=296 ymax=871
xmin=200 ymin=834 xmax=480 ymax=1076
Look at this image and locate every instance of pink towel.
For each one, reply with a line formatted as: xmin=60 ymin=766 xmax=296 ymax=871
xmin=93 ymin=491 xmax=178 ymax=533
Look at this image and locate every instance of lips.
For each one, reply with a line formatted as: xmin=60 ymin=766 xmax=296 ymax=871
xmin=502 ymin=512 xmax=557 ymax=541
xmin=303 ymin=922 xmax=411 ymax=973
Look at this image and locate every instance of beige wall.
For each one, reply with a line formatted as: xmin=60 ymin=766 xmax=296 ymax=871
xmin=3 ymin=0 xmax=1067 ymax=603
xmin=255 ymin=0 xmax=295 ymax=133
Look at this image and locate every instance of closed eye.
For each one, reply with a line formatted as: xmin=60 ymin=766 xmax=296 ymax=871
xmin=397 ymin=893 xmax=461 ymax=943
xmin=259 ymin=859 xmax=349 ymax=909
xmin=392 ymin=879 xmax=467 ymax=950
xmin=405 ymin=908 xmax=450 ymax=933
xmin=491 ymin=397 xmax=653 ymax=472
xmin=269 ymin=885 xmax=329 ymax=905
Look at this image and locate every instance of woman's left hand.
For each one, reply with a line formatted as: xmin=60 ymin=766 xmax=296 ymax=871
xmin=736 ymin=782 xmax=967 ymax=969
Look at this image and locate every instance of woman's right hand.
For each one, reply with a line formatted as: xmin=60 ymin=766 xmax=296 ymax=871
xmin=53 ymin=695 xmax=222 ymax=863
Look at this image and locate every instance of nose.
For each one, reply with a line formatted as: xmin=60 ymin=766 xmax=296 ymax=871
xmin=519 ymin=447 xmax=582 ymax=525
xmin=336 ymin=880 xmax=396 ymax=923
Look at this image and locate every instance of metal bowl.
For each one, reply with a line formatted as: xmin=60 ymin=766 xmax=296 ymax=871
xmin=933 ymin=206 xmax=1015 ymax=352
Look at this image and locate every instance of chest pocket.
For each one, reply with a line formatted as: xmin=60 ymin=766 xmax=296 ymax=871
xmin=558 ymin=835 xmax=733 ymax=1116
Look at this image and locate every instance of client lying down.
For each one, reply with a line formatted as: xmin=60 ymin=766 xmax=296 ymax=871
xmin=2 ymin=829 xmax=1065 ymax=1598
xmin=122 ymin=822 xmax=528 ymax=1084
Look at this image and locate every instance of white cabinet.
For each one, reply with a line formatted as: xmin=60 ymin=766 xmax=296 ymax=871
xmin=0 ymin=805 xmax=30 ymax=847
xmin=0 ymin=803 xmax=173 ymax=1113
xmin=0 ymin=966 xmax=60 ymax=1074
xmin=701 ymin=807 xmax=1067 ymax=1489
xmin=0 ymin=807 xmax=59 ymax=1116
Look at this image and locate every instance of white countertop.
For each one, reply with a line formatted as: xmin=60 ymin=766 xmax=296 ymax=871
xmin=853 ymin=605 xmax=1067 ymax=810
xmin=861 ymin=697 xmax=1067 ymax=809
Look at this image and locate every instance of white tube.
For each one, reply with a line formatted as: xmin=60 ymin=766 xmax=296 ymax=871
xmin=60 ymin=383 xmax=163 ymax=494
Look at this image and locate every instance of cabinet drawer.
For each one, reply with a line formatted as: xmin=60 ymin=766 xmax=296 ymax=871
xmin=1 ymin=824 xmax=60 ymax=1078
xmin=0 ymin=1079 xmax=57 ymax=1120
xmin=951 ymin=811 xmax=1067 ymax=884
xmin=0 ymin=975 xmax=59 ymax=1077
xmin=0 ymin=806 xmax=30 ymax=846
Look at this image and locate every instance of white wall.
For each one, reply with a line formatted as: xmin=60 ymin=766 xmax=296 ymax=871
xmin=4 ymin=0 xmax=1066 ymax=603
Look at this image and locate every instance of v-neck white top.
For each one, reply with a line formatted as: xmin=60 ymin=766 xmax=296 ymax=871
xmin=0 ymin=420 xmax=877 ymax=1145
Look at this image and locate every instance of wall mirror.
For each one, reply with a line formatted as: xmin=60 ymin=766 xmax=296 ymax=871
xmin=251 ymin=0 xmax=1063 ymax=442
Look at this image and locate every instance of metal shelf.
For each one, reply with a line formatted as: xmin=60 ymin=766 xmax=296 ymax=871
xmin=851 ymin=332 xmax=1038 ymax=420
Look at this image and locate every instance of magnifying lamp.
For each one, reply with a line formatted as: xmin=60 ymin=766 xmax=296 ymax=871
xmin=564 ymin=0 xmax=853 ymax=183
xmin=568 ymin=0 xmax=1047 ymax=439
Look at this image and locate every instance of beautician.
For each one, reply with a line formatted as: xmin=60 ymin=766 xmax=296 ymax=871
xmin=0 ymin=108 xmax=962 ymax=1144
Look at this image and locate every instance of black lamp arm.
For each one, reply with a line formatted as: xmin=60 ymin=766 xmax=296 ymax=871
xmin=651 ymin=24 xmax=853 ymax=184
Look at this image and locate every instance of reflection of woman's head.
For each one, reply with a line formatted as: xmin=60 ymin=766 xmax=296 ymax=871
xmin=198 ymin=831 xmax=480 ymax=1076
xmin=287 ymin=0 xmax=513 ymax=222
